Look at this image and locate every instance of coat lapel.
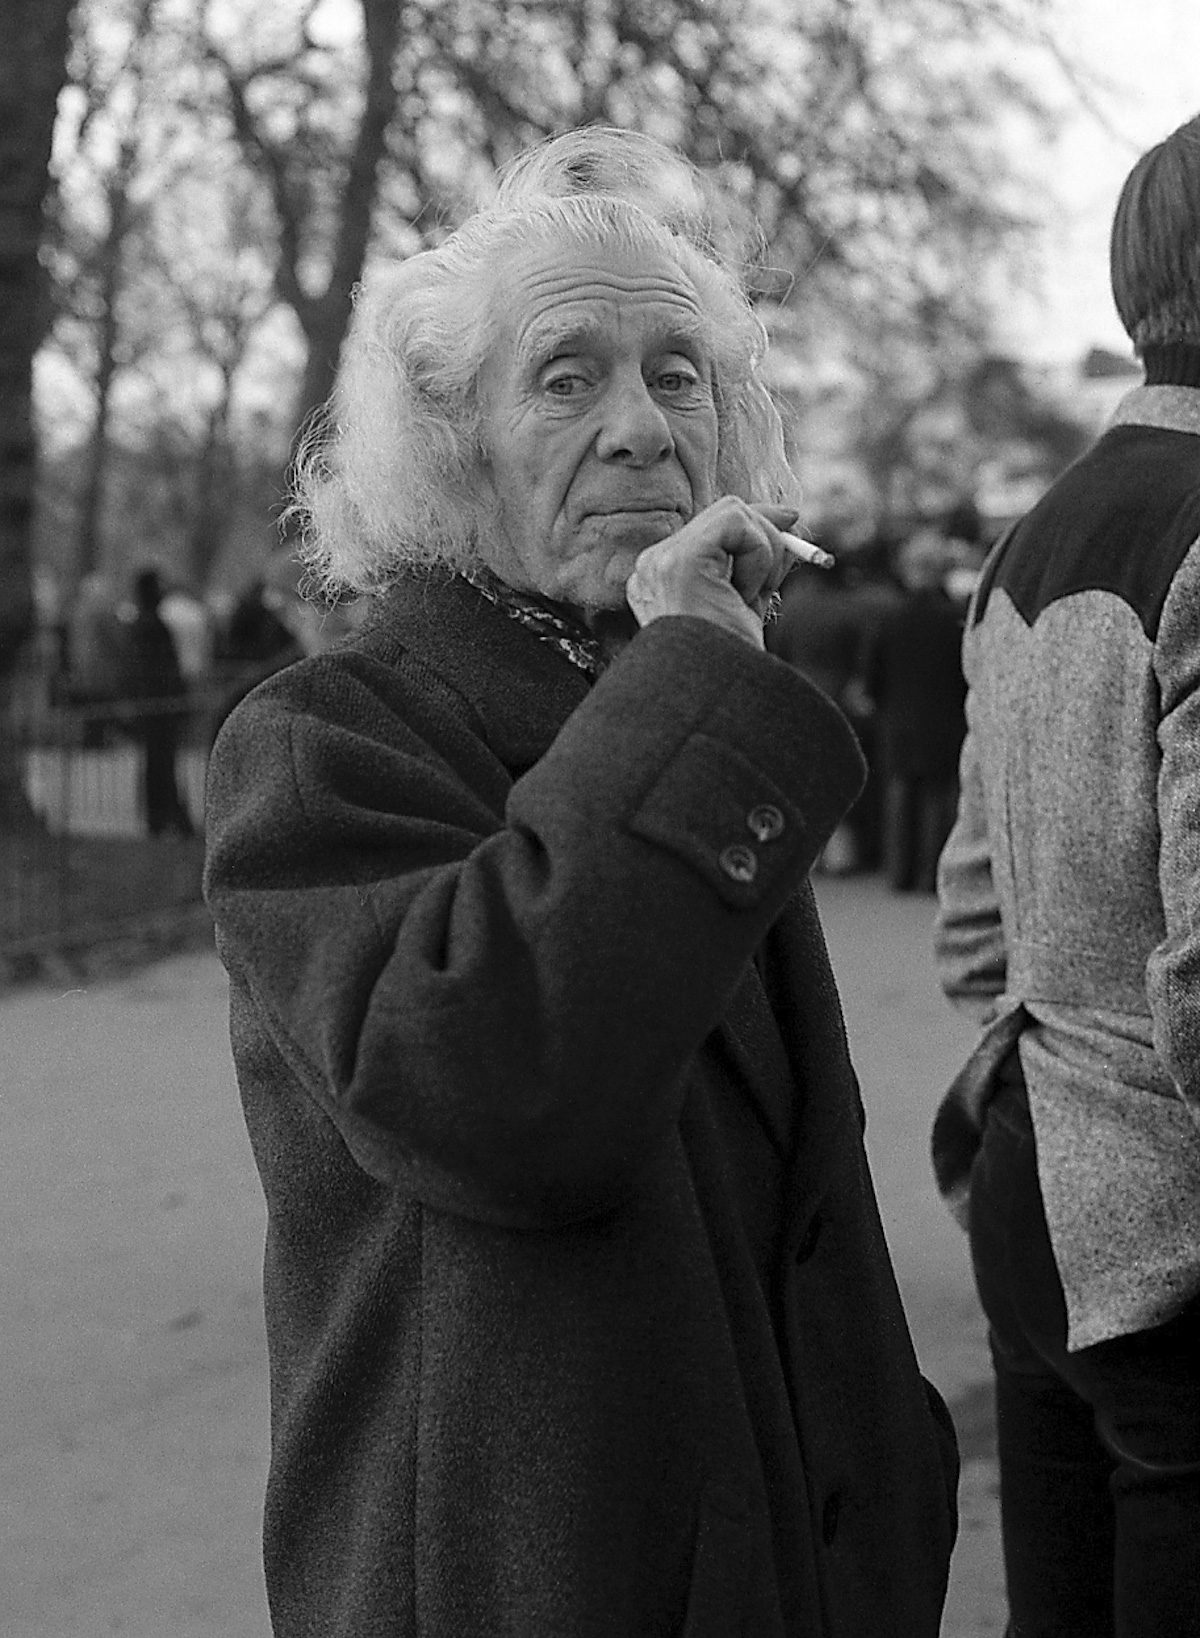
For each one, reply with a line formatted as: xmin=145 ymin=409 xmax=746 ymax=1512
xmin=360 ymin=571 xmax=592 ymax=775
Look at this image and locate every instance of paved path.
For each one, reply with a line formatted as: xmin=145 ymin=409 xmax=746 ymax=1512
xmin=814 ymin=874 xmax=1006 ymax=1638
xmin=0 ymin=873 xmax=1006 ymax=1636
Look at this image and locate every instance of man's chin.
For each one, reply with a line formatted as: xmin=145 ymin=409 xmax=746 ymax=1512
xmin=554 ymin=531 xmax=666 ymax=618
xmin=565 ymin=547 xmax=639 ymax=611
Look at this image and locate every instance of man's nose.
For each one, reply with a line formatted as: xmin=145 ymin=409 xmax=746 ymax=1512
xmin=595 ymin=374 xmax=674 ymax=465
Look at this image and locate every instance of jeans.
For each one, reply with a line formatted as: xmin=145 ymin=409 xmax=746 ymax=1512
xmin=968 ymin=1069 xmax=1200 ymax=1638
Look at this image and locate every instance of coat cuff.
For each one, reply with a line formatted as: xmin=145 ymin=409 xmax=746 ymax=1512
xmin=612 ymin=617 xmax=866 ymax=901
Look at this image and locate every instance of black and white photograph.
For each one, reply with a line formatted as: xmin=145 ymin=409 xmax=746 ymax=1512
xmin=2 ymin=2 xmax=1198 ymax=1633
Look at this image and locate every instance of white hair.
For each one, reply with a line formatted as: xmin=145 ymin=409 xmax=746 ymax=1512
xmin=292 ymin=127 xmax=802 ymax=599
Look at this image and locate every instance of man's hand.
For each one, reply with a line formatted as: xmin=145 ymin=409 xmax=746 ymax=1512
xmin=625 ymin=498 xmax=801 ymax=649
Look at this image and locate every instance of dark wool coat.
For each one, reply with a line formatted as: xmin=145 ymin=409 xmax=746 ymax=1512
xmin=203 ymin=572 xmax=958 ymax=1638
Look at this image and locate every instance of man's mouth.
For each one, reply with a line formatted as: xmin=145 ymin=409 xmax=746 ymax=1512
xmin=583 ymin=502 xmax=685 ymax=521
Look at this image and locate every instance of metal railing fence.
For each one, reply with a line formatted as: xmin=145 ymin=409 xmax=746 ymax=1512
xmin=2 ymin=685 xmax=224 ymax=964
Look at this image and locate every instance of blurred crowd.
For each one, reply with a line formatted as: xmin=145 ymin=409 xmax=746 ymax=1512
xmin=767 ymin=498 xmax=988 ymax=893
xmin=16 ymin=560 xmax=365 ymax=838
xmin=30 ymin=561 xmax=363 ymax=724
xmin=19 ymin=504 xmax=985 ymax=864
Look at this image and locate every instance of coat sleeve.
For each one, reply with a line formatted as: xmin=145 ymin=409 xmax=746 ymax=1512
xmin=933 ymin=629 xmax=1008 ymax=1023
xmin=1148 ymin=537 xmax=1200 ymax=1126
xmin=204 ymin=614 xmax=866 ymax=1228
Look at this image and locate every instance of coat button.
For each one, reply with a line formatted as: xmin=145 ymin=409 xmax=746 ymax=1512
xmin=718 ymin=842 xmax=758 ymax=883
xmin=746 ymin=803 xmax=785 ymax=842
xmin=822 ymin=1492 xmax=841 ymax=1546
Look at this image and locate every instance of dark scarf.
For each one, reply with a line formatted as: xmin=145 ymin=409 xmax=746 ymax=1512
xmin=460 ymin=566 xmax=638 ymax=681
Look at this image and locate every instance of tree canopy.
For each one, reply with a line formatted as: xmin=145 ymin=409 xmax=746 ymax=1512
xmin=31 ymin=0 xmax=1085 ymax=599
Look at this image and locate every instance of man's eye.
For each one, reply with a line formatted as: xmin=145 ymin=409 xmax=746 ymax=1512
xmin=544 ymin=372 xmax=585 ymax=397
xmin=656 ymin=370 xmax=700 ymax=394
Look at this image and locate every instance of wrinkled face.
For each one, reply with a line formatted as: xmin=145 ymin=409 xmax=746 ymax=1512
xmin=475 ymin=234 xmax=721 ymax=613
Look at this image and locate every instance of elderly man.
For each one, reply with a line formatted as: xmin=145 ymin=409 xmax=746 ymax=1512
xmin=204 ymin=127 xmax=957 ymax=1638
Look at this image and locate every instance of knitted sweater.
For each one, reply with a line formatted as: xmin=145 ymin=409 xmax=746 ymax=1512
xmin=935 ymin=382 xmax=1200 ymax=1350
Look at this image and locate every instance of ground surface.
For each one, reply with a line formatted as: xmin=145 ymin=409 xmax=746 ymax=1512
xmin=0 ymin=831 xmax=205 ymax=973
xmin=0 ymin=871 xmax=1007 ymax=1636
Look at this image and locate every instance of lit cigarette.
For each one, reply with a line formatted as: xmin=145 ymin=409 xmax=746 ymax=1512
xmin=781 ymin=531 xmax=835 ymax=569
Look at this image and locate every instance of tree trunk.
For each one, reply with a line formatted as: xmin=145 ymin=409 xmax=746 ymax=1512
xmin=73 ymin=0 xmax=157 ymax=588
xmin=0 ymin=0 xmax=76 ymax=830
xmin=74 ymin=253 xmax=121 ymax=584
xmin=188 ymin=382 xmax=235 ymax=591
xmin=289 ymin=0 xmax=405 ymax=435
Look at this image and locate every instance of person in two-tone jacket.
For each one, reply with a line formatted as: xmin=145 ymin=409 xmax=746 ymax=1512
xmin=934 ymin=112 xmax=1200 ymax=1638
xmin=204 ymin=128 xmax=958 ymax=1638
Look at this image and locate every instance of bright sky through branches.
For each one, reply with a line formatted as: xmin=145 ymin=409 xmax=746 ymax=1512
xmin=1009 ymin=0 xmax=1199 ymax=361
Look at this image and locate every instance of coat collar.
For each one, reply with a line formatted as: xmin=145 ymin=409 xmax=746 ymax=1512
xmin=355 ymin=570 xmax=592 ymax=775
xmin=1108 ymin=382 xmax=1200 ymax=437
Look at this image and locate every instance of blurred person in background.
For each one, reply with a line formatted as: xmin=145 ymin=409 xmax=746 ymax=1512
xmin=159 ymin=581 xmax=214 ymax=685
xmin=122 ymin=566 xmax=194 ymax=837
xmin=863 ymin=526 xmax=967 ymax=893
xmin=210 ymin=575 xmax=305 ymax=738
xmin=832 ymin=528 xmax=907 ymax=875
xmin=219 ymin=577 xmax=301 ymax=677
xmin=939 ymin=496 xmax=988 ymax=612
xmin=766 ymin=473 xmax=903 ymax=875
xmin=63 ymin=572 xmax=128 ymax=741
xmin=765 ymin=551 xmax=864 ymax=872
xmin=204 ymin=126 xmax=958 ymax=1638
xmin=933 ymin=112 xmax=1200 ymax=1638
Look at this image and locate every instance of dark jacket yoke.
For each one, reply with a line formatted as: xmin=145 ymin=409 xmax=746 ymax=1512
xmin=204 ymin=576 xmax=957 ymax=1637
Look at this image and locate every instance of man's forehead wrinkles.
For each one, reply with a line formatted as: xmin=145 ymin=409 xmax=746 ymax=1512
xmin=514 ymin=263 xmax=701 ymax=322
xmin=513 ymin=282 xmax=707 ymax=361
xmin=519 ymin=262 xmax=699 ymax=300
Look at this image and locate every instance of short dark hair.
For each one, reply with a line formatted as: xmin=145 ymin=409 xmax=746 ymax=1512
xmin=1110 ymin=113 xmax=1200 ymax=353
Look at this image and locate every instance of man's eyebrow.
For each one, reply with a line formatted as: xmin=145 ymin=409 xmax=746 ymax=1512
xmin=516 ymin=317 xmax=600 ymax=365
xmin=516 ymin=312 xmax=712 ymax=367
